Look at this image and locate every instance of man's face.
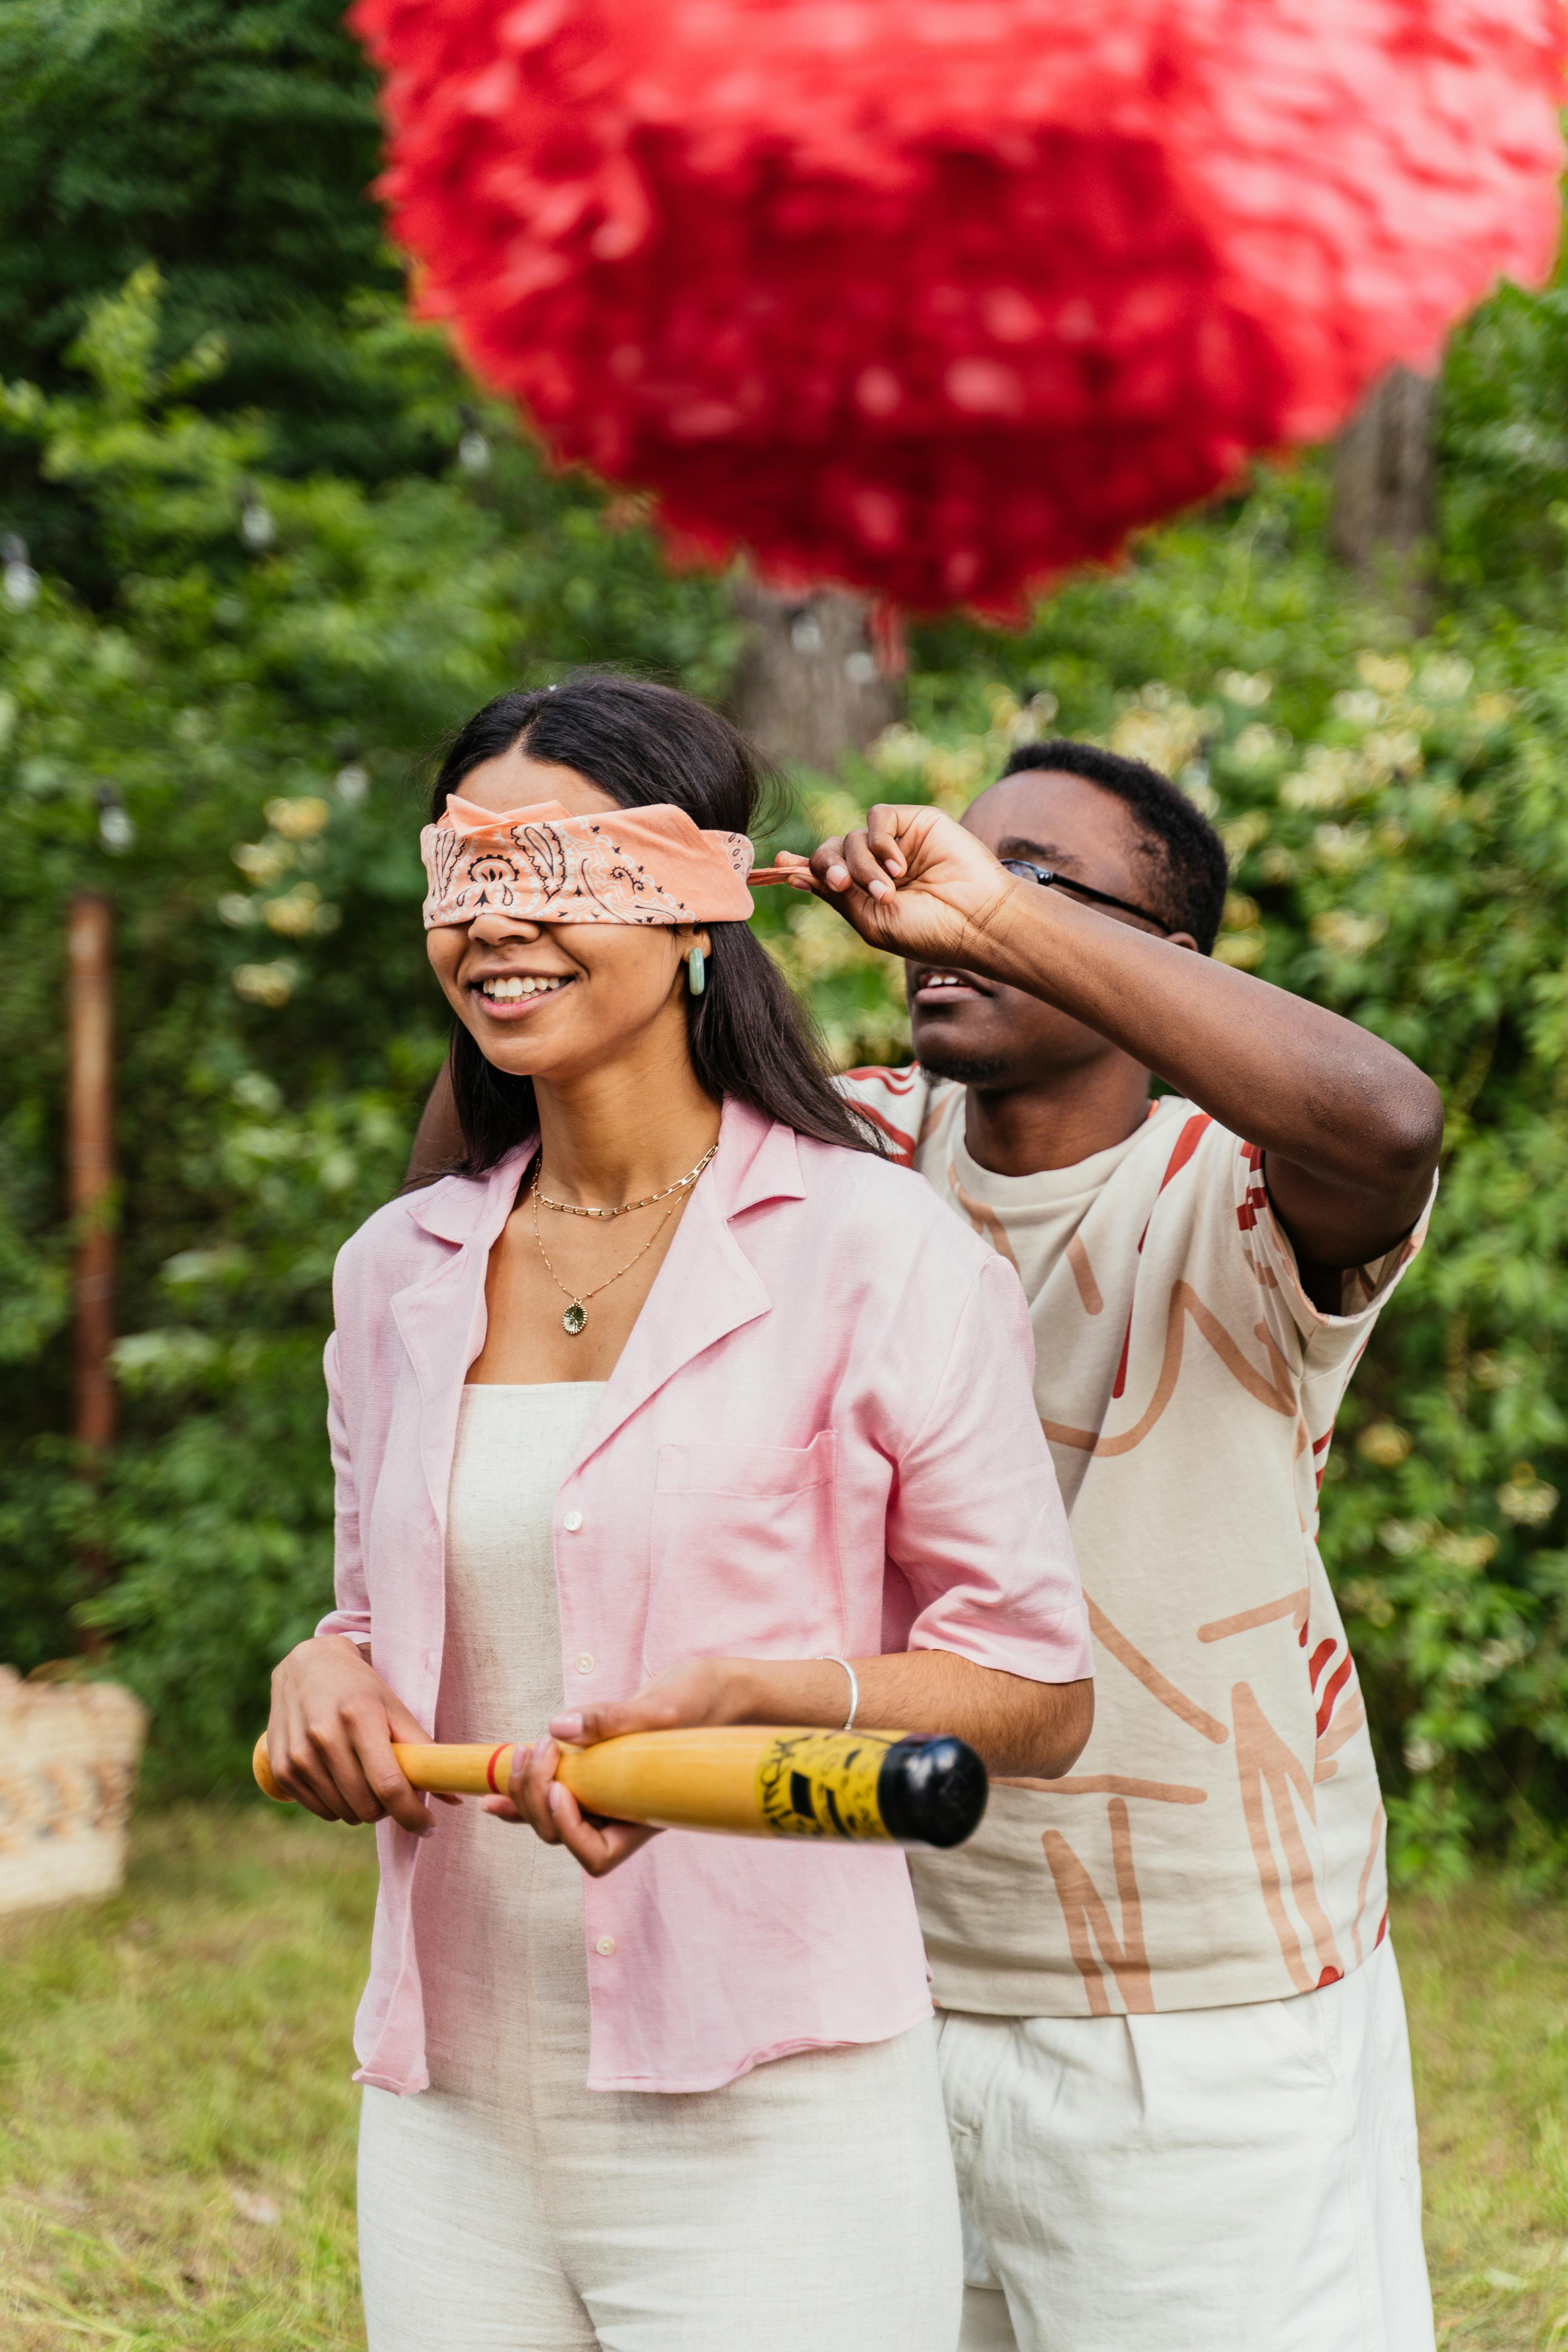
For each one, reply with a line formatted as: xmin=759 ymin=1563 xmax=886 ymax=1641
xmin=907 ymin=770 xmax=1188 ymax=1087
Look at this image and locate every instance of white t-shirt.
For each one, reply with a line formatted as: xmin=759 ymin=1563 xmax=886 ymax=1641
xmin=840 ymin=1066 xmax=1432 ymax=2018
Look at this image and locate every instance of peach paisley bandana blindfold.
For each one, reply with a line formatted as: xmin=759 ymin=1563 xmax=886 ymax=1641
xmin=421 ymin=796 xmax=793 ymax=929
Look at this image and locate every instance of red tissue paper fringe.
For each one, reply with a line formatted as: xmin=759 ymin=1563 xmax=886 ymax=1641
xmin=352 ymin=0 xmax=1566 ymax=615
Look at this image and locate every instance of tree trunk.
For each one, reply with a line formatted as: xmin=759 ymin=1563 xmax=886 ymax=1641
xmin=728 ymin=581 xmax=901 ymax=772
xmin=68 ymin=891 xmax=115 ymax=1459
xmin=68 ymin=888 xmax=115 ymax=1643
xmin=1329 ymin=366 xmax=1436 ymax=624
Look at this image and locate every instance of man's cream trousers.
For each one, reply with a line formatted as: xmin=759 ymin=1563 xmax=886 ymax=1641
xmin=940 ymin=1938 xmax=1435 ymax=2352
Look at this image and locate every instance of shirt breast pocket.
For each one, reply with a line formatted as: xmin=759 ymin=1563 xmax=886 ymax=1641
xmin=642 ymin=1432 xmax=844 ymax=1677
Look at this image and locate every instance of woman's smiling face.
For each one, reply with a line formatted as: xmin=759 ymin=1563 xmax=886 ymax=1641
xmin=425 ymin=746 xmax=707 ymax=1085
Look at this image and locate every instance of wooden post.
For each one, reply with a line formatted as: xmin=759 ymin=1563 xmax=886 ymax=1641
xmin=68 ymin=892 xmax=116 ymax=1461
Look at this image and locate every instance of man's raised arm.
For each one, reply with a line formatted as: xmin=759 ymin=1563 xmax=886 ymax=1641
xmin=777 ymin=802 xmax=1442 ymax=1278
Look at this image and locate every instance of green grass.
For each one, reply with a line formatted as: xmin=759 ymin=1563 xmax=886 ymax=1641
xmin=0 ymin=1808 xmax=373 ymax=2349
xmin=1403 ymin=1890 xmax=1568 ymax=2348
xmin=2 ymin=1813 xmax=1568 ymax=2347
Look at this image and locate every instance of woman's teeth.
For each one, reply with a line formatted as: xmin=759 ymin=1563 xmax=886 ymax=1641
xmin=480 ymin=975 xmax=568 ymax=1000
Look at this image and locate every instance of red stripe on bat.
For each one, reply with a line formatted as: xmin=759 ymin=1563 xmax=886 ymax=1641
xmin=486 ymin=1744 xmax=509 ymax=1793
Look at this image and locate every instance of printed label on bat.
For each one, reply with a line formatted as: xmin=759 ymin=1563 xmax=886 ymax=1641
xmin=754 ymin=1731 xmax=895 ymax=1840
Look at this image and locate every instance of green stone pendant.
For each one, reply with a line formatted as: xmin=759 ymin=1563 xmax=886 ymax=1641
xmin=562 ymin=1300 xmax=588 ymax=1336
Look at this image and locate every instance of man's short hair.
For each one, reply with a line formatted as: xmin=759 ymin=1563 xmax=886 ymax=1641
xmin=998 ymin=739 xmax=1228 ymax=954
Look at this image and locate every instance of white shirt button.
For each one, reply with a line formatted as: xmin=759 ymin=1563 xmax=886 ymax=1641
xmin=562 ymin=1509 xmax=583 ymax=1532
xmin=575 ymin=1652 xmax=595 ymax=1675
xmin=595 ymin=1935 xmax=617 ymax=1957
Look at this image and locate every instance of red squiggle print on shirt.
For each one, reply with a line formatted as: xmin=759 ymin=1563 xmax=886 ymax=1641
xmin=1135 ymin=1112 xmax=1212 ymax=1253
xmin=1042 ymin=1798 xmax=1155 ymax=2017
xmin=1232 ymin=1681 xmax=1345 ymax=1994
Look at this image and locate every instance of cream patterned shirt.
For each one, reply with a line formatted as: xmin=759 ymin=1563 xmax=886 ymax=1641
xmin=841 ymin=1067 xmax=1431 ymax=2018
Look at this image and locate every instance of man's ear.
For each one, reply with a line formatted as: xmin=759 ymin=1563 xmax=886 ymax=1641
xmin=1167 ymin=931 xmax=1201 ymax=955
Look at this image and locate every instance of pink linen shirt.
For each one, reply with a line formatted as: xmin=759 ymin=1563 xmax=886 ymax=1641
xmin=318 ymin=1095 xmax=1089 ymax=2094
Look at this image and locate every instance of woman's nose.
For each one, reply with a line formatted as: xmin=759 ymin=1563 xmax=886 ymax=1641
xmin=467 ymin=911 xmax=544 ymax=946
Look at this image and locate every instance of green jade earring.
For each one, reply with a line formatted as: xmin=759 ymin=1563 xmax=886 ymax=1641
xmin=687 ymin=944 xmax=706 ymax=996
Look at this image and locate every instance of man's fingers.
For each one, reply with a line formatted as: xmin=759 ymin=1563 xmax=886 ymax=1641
xmin=807 ymin=835 xmax=853 ymax=891
xmin=797 ymin=826 xmax=913 ymax=916
xmin=840 ymin=829 xmax=899 ymax=902
xmin=819 ymin=807 xmax=916 ymax=897
xmin=793 ymin=804 xmax=984 ymax=918
xmin=768 ymin=849 xmax=814 ymax=888
xmin=865 ymin=805 xmax=909 ymax=878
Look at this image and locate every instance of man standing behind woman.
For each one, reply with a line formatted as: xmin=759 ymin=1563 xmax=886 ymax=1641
xmin=780 ymin=741 xmax=1443 ymax=2352
xmin=271 ymin=676 xmax=1092 ymax=2352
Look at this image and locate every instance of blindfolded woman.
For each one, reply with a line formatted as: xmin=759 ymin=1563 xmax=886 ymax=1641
xmin=265 ymin=675 xmax=1092 ymax=2352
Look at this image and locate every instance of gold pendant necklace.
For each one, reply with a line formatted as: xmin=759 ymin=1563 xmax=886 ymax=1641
xmin=531 ymin=1148 xmax=711 ymax=1335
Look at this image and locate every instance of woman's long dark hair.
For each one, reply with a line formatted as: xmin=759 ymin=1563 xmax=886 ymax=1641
xmin=429 ymin=676 xmax=883 ymax=1171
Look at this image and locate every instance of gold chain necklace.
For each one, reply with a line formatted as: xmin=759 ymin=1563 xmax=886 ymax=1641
xmin=530 ymin=1145 xmax=716 ymax=1335
xmin=535 ymin=1139 xmax=719 ymax=1220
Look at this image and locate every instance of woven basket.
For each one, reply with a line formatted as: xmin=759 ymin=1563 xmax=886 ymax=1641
xmin=0 ymin=1666 xmax=147 ymax=1918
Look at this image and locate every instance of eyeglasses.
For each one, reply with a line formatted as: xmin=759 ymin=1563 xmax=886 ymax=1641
xmin=999 ymin=858 xmax=1173 ymax=935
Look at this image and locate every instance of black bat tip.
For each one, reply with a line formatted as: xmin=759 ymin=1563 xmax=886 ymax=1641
xmin=877 ymin=1735 xmax=988 ymax=1848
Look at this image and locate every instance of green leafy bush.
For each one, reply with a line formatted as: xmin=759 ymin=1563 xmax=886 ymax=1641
xmin=0 ymin=271 xmax=732 ymax=1782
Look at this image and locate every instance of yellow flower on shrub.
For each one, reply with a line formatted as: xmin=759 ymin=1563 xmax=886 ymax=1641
xmin=264 ymin=794 xmax=330 ymax=839
xmin=1497 ymin=1465 xmax=1559 ymax=1525
xmin=1357 ymin=1421 xmax=1413 ymax=1467
xmin=231 ymin=837 xmax=293 ymax=885
xmin=1311 ymin=909 xmax=1387 ymax=957
xmin=231 ymin=961 xmax=296 ymax=1007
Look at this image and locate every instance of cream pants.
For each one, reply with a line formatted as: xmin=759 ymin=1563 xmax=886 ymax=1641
xmin=941 ymin=1938 xmax=1435 ymax=2352
xmin=359 ymin=2020 xmax=962 ymax=2352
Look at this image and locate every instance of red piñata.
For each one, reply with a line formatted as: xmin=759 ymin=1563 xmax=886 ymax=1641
xmin=352 ymin=0 xmax=1566 ymax=612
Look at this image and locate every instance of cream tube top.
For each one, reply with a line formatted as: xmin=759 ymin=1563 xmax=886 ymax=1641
xmin=410 ymin=1381 xmax=605 ymax=2112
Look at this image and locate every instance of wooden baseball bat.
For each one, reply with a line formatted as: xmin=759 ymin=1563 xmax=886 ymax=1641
xmin=252 ymin=1723 xmax=987 ymax=1848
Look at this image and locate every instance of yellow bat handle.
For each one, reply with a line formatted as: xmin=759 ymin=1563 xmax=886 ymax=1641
xmin=251 ymin=1723 xmax=987 ymax=1847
